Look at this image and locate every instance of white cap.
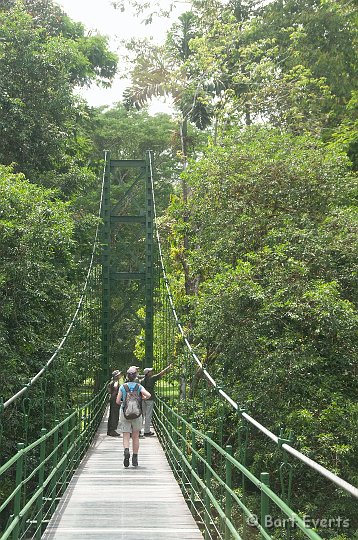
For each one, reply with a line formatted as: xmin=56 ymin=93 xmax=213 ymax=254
xmin=143 ymin=367 xmax=154 ymax=375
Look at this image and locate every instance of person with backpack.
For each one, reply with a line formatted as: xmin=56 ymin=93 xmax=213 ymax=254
xmin=116 ymin=366 xmax=151 ymax=467
xmin=141 ymin=363 xmax=173 ymax=436
xmin=107 ymin=370 xmax=122 ymax=437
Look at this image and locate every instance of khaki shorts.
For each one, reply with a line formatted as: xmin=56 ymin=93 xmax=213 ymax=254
xmin=118 ymin=409 xmax=143 ymax=433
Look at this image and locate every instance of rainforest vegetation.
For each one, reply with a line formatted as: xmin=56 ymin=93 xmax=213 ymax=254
xmin=0 ymin=0 xmax=357 ymax=534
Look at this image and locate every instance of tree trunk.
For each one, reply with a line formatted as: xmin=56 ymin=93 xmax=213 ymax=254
xmin=245 ymin=101 xmax=252 ymax=126
xmin=180 ymin=116 xmax=189 ymax=201
xmin=179 ymin=116 xmax=192 ymax=296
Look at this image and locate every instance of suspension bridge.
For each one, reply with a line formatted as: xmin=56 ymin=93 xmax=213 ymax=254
xmin=0 ymin=152 xmax=357 ymax=539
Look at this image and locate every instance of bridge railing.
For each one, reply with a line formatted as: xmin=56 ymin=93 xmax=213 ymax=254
xmin=0 ymin=385 xmax=107 ymax=540
xmin=152 ymin=270 xmax=358 ymax=537
xmin=155 ymin=398 xmax=327 ymax=540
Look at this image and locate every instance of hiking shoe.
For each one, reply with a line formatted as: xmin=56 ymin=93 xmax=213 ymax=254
xmin=132 ymin=454 xmax=138 ymax=467
xmin=123 ymin=448 xmax=130 ymax=468
xmin=144 ymin=431 xmax=155 ymax=436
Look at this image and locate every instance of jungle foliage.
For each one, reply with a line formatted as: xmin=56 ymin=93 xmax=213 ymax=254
xmin=0 ymin=0 xmax=357 ymax=534
xmin=179 ymin=128 xmax=358 ymax=523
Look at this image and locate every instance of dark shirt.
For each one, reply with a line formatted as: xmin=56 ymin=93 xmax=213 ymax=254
xmin=107 ymin=380 xmax=119 ymax=400
xmin=142 ymin=374 xmax=161 ymax=401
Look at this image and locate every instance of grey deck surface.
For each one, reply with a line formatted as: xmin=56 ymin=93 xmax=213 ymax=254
xmin=42 ymin=411 xmax=203 ymax=539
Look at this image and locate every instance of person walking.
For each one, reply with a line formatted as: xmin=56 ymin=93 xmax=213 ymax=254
xmin=107 ymin=370 xmax=122 ymax=437
xmin=141 ymin=363 xmax=172 ymax=436
xmin=116 ymin=367 xmax=151 ymax=467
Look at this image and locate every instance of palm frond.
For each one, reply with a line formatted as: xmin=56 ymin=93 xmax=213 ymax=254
xmin=124 ymin=48 xmax=174 ymax=108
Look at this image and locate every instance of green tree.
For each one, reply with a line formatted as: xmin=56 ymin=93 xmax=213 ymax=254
xmin=90 ymin=103 xmax=178 ymax=196
xmin=0 ymin=2 xmax=117 ymax=181
xmin=187 ymin=0 xmax=357 ymax=136
xmin=123 ymin=13 xmax=210 ymax=295
xmin=123 ymin=12 xmax=210 ymax=172
xmin=0 ymin=165 xmax=76 ymax=406
xmin=176 ymin=127 xmax=358 ymax=519
xmin=0 ymin=0 xmax=118 ymax=85
xmin=259 ymin=0 xmax=357 ymax=126
xmin=329 ymin=91 xmax=358 ymax=171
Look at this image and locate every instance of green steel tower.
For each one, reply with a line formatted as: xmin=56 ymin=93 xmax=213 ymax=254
xmin=101 ymin=151 xmax=154 ymax=383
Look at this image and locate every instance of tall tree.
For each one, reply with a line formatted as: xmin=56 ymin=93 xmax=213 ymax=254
xmin=187 ymin=0 xmax=357 ymax=136
xmin=0 ymin=164 xmax=76 ymax=401
xmin=0 ymin=2 xmax=117 ymax=181
xmin=179 ymin=126 xmax=358 ymax=522
xmin=90 ymin=103 xmax=180 ymax=207
xmin=123 ymin=11 xmax=210 ymax=173
xmin=329 ymin=91 xmax=358 ymax=170
xmin=123 ymin=12 xmax=210 ymax=294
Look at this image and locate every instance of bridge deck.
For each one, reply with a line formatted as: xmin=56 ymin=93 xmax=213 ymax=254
xmin=42 ymin=412 xmax=203 ymax=539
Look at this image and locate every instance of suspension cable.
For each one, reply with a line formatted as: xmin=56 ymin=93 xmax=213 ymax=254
xmin=148 ymin=151 xmax=358 ymax=499
xmin=3 ymin=153 xmax=108 ymax=410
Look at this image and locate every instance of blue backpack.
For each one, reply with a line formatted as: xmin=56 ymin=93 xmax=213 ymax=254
xmin=123 ymin=383 xmax=142 ymax=420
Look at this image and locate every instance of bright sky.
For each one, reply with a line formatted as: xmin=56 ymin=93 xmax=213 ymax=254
xmin=55 ymin=0 xmax=188 ymax=112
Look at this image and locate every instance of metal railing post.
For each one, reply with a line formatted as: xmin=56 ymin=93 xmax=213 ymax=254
xmin=49 ymin=420 xmax=59 ymax=517
xmin=73 ymin=409 xmax=81 ymax=470
xmin=35 ymin=428 xmax=47 ymax=539
xmin=181 ymin=420 xmax=187 ymax=496
xmin=191 ymin=422 xmax=197 ymax=513
xmin=237 ymin=408 xmax=248 ymax=538
xmin=225 ymin=445 xmax=233 ymax=540
xmin=260 ymin=472 xmax=270 ymax=538
xmin=60 ymin=420 xmax=69 ymax=495
xmin=216 ymin=386 xmax=223 ymax=447
xmin=204 ymin=431 xmax=213 ymax=540
xmin=172 ymin=410 xmax=178 ymax=477
xmin=12 ymin=442 xmax=25 ymax=540
xmin=68 ymin=410 xmax=76 ymax=479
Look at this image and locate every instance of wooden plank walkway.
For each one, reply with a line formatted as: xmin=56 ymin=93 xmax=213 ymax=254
xmin=42 ymin=410 xmax=203 ymax=539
